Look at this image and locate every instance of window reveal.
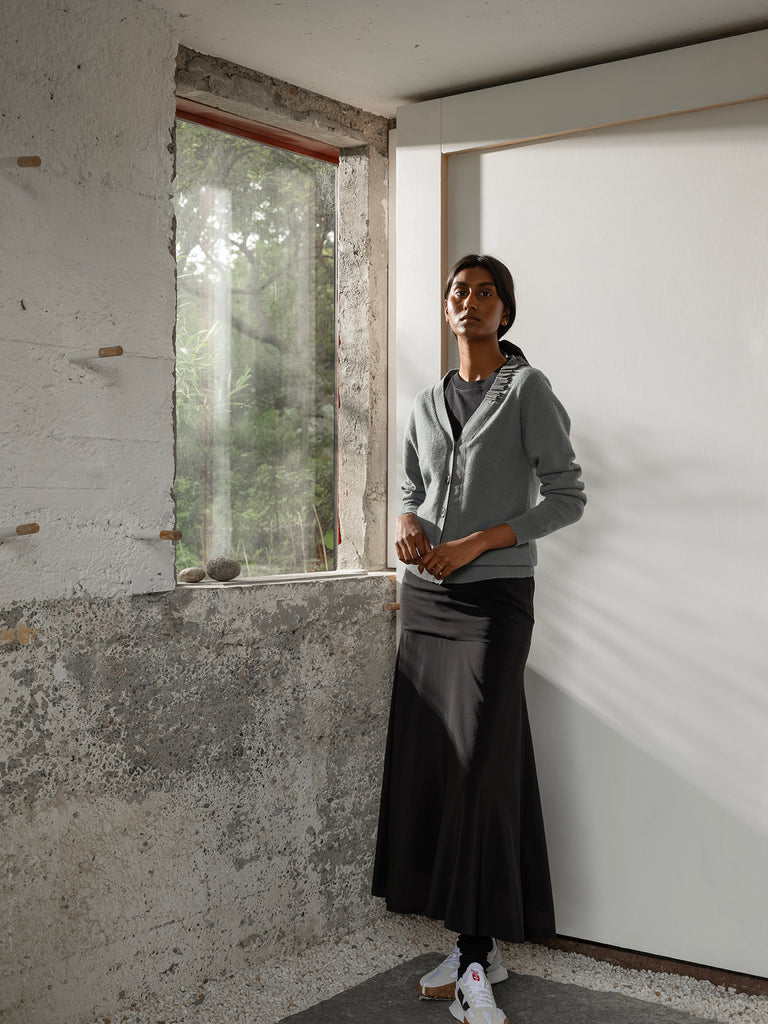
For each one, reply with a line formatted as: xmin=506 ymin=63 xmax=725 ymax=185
xmin=173 ymin=109 xmax=338 ymax=575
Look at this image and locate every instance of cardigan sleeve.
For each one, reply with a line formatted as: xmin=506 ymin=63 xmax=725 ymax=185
xmin=400 ymin=403 xmax=427 ymax=515
xmin=506 ymin=370 xmax=586 ymax=544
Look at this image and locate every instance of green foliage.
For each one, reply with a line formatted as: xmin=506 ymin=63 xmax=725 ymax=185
xmin=173 ymin=119 xmax=337 ymax=574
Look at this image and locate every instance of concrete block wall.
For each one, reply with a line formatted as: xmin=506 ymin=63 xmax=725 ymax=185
xmin=1 ymin=577 xmax=396 ymax=1023
xmin=0 ymin=0 xmax=179 ymax=603
xmin=1 ymin=3 xmax=394 ymax=1022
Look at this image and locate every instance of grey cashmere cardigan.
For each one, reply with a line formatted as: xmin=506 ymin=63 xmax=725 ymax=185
xmin=401 ymin=354 xmax=586 ymax=583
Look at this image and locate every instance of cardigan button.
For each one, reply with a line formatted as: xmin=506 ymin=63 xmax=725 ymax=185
xmin=439 ymin=508 xmax=446 ymax=517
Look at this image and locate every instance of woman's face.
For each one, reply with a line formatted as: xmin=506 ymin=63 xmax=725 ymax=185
xmin=444 ymin=266 xmax=509 ymax=343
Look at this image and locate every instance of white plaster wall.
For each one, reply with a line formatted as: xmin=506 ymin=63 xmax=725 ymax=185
xmin=0 ymin=0 xmax=178 ymax=603
xmin=446 ymin=99 xmax=768 ymax=974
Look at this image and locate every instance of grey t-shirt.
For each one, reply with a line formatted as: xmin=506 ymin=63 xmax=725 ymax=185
xmin=444 ymin=369 xmax=500 ymax=440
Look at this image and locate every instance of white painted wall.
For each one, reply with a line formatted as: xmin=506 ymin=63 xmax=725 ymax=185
xmin=447 ymin=101 xmax=768 ymax=973
xmin=0 ymin=0 xmax=178 ymax=604
xmin=396 ymin=34 xmax=768 ymax=975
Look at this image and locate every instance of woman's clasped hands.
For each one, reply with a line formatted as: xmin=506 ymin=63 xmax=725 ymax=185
xmin=395 ymin=513 xmax=483 ymax=579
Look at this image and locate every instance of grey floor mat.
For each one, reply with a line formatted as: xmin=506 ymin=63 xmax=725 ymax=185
xmin=279 ymin=953 xmax=719 ymax=1023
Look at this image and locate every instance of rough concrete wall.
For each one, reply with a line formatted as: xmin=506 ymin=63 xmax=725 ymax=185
xmin=176 ymin=48 xmax=392 ymax=572
xmin=0 ymin=0 xmax=178 ymax=605
xmin=175 ymin=46 xmax=390 ymax=155
xmin=336 ymin=146 xmax=390 ymax=570
xmin=1 ymin=18 xmax=396 ymax=1023
xmin=1 ymin=575 xmax=396 ymax=1024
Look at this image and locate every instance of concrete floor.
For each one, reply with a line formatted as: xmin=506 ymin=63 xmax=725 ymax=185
xmin=278 ymin=953 xmax=722 ymax=1024
xmin=90 ymin=914 xmax=768 ymax=1024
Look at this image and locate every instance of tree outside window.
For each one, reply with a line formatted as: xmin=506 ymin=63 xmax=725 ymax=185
xmin=174 ymin=116 xmax=337 ymax=575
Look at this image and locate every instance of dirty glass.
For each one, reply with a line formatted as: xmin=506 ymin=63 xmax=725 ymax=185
xmin=173 ymin=117 xmax=337 ymax=575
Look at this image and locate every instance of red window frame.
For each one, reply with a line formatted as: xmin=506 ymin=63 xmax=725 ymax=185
xmin=176 ymin=96 xmax=340 ymax=166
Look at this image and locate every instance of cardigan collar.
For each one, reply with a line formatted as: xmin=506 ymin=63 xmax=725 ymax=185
xmin=433 ymin=352 xmax=527 ymax=444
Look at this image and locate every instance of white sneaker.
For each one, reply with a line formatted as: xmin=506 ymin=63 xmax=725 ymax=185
xmin=449 ymin=962 xmax=510 ymax=1024
xmin=418 ymin=939 xmax=507 ymax=1000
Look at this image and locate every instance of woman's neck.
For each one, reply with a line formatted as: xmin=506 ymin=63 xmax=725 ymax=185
xmin=457 ymin=339 xmax=507 ymax=381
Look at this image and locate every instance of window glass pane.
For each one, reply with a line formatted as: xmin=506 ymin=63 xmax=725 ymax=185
xmin=174 ymin=118 xmax=337 ymax=575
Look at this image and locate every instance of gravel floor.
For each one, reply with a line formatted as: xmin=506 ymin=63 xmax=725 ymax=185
xmin=91 ymin=915 xmax=768 ymax=1024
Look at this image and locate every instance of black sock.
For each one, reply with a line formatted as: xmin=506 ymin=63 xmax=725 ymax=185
xmin=457 ymin=934 xmax=493 ymax=978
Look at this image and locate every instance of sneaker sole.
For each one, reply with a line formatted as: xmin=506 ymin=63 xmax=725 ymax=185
xmin=419 ymin=980 xmax=457 ymax=1000
xmin=419 ymin=964 xmax=508 ymax=1000
xmin=449 ymin=996 xmax=510 ymax=1023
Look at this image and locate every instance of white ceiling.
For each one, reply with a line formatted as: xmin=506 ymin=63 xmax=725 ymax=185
xmin=158 ymin=0 xmax=768 ymax=117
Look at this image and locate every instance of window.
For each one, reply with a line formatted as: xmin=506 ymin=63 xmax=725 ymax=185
xmin=173 ymin=103 xmax=338 ymax=576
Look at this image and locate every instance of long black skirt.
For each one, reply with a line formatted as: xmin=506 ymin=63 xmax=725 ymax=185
xmin=372 ymin=571 xmax=555 ymax=942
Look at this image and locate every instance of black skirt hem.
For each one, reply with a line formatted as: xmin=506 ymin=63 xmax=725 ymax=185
xmin=370 ymin=896 xmax=556 ymax=945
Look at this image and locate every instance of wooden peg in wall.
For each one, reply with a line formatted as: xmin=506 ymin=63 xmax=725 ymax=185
xmin=0 ymin=156 xmax=41 ymax=168
xmin=0 ymin=523 xmax=40 ymax=542
xmin=129 ymin=530 xmax=182 ymax=541
xmin=67 ymin=346 xmax=124 ymax=362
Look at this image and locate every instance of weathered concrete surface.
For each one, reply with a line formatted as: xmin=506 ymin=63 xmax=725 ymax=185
xmin=0 ymin=0 xmax=178 ymax=604
xmin=1 ymin=21 xmax=392 ymax=605
xmin=176 ymin=46 xmax=392 ymax=155
xmin=337 ymin=144 xmax=390 ymax=572
xmin=0 ymin=575 xmax=397 ymax=1024
xmin=1 ymin=14 xmax=395 ymax=1020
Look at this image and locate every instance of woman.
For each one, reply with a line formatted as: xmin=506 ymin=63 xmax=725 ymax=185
xmin=372 ymin=255 xmax=586 ymax=1024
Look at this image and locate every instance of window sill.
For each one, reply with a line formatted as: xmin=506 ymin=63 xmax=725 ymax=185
xmin=176 ymin=569 xmax=395 ymax=589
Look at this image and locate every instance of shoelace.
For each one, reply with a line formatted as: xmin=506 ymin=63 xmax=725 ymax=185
xmin=461 ymin=966 xmax=495 ymax=1010
xmin=439 ymin=944 xmax=461 ymax=971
